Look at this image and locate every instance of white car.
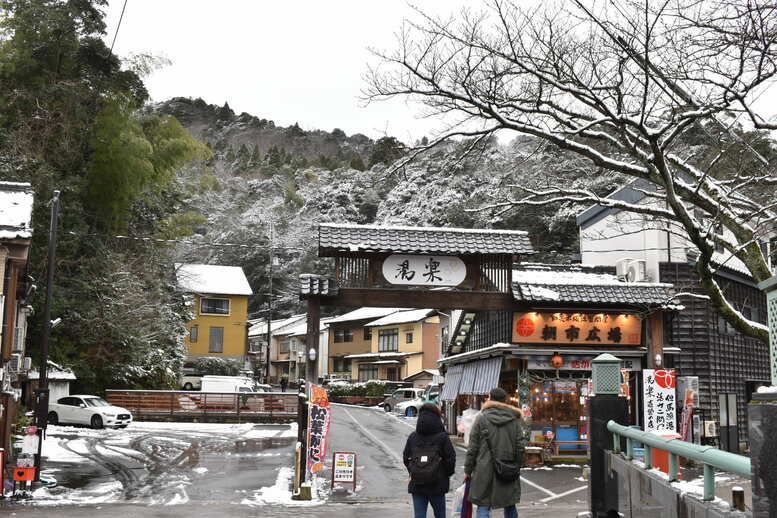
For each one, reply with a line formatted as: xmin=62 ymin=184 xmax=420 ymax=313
xmin=48 ymin=395 xmax=133 ymax=429
xmin=396 ymin=397 xmax=424 ymax=417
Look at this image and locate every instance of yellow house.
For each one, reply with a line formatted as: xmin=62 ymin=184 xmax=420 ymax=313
xmin=176 ymin=264 xmax=253 ymax=364
xmin=326 ymin=307 xmax=404 ymax=380
xmin=346 ymin=309 xmax=441 ymax=382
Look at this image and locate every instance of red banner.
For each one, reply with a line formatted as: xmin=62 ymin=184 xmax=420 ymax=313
xmin=307 ymin=384 xmax=331 ymax=473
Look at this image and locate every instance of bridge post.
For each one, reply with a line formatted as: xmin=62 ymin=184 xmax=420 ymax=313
xmin=751 ymin=274 xmax=777 ymax=517
xmin=589 ymin=354 xmax=629 ymax=518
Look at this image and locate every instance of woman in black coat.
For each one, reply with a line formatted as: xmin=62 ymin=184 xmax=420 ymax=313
xmin=402 ymin=403 xmax=456 ymax=518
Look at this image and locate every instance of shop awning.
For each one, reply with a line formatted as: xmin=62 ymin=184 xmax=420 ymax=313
xmin=439 ymin=364 xmax=463 ymax=401
xmin=472 ymin=357 xmax=502 ymax=395
xmin=459 ymin=362 xmax=478 ymax=394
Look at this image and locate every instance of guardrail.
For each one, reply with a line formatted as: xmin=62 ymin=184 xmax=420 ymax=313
xmin=106 ymin=390 xmax=298 ymax=421
xmin=607 ymin=420 xmax=751 ymax=501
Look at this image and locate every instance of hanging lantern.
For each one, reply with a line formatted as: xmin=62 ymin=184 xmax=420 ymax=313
xmin=550 ymin=353 xmax=564 ymax=369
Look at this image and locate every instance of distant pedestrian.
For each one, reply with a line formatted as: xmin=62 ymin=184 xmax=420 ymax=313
xmin=464 ymin=387 xmax=526 ymax=518
xmin=280 ymin=377 xmax=288 ymax=392
xmin=403 ymin=402 xmax=456 ymax=518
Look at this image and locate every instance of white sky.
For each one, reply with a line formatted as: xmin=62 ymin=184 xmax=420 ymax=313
xmin=102 ymin=1 xmax=472 ymax=144
xmin=102 ymin=1 xmax=777 ymax=144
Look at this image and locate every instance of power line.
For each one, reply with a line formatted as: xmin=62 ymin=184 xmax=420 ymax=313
xmin=110 ymin=0 xmax=128 ymax=53
xmin=63 ymin=231 xmax=302 ymax=251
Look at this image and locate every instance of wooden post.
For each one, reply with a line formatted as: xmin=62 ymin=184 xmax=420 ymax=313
xmin=306 ymin=296 xmax=321 ymax=384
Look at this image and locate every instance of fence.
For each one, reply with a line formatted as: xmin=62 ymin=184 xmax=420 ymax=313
xmin=607 ymin=420 xmax=751 ymax=502
xmin=106 ymin=390 xmax=298 ymax=423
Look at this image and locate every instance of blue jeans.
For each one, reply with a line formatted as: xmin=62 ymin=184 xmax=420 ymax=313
xmin=475 ymin=504 xmax=518 ymax=518
xmin=412 ymin=493 xmax=446 ymax=518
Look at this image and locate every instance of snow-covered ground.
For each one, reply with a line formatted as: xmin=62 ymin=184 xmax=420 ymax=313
xmin=28 ymin=421 xmax=298 ymax=507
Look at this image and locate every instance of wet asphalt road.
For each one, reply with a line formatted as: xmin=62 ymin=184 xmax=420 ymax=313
xmin=3 ymin=405 xmax=589 ymax=517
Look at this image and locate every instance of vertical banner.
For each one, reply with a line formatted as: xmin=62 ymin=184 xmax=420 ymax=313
xmin=307 ymin=384 xmax=331 ymax=473
xmin=677 ymin=376 xmax=699 ymax=441
xmin=642 ymin=369 xmax=677 ymax=433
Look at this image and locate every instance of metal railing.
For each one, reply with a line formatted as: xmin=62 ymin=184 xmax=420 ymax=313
xmin=607 ymin=420 xmax=751 ymax=501
xmin=106 ymin=390 xmax=298 ymax=421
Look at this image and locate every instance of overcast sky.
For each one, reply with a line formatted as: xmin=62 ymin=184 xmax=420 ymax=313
xmin=103 ymin=1 xmax=777 ymax=144
xmin=102 ymin=1 xmax=473 ymax=143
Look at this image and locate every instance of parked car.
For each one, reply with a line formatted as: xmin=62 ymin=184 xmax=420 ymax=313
xmin=382 ymin=387 xmax=424 ymax=413
xmin=47 ymin=395 xmax=133 ymax=429
xmin=322 ymin=374 xmax=351 ymax=386
xmin=395 ymin=383 xmax=441 ymax=417
xmin=180 ymin=362 xmax=204 ymax=390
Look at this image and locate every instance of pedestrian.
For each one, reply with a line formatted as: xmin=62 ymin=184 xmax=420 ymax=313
xmin=403 ymin=402 xmax=456 ymax=518
xmin=464 ymin=387 xmax=526 ymax=518
xmin=280 ymin=376 xmax=288 ymax=393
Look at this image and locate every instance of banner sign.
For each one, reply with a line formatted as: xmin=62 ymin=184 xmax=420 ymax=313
xmin=527 ymin=357 xmax=641 ymax=371
xmin=513 ymin=312 xmax=641 ymax=345
xmin=382 ymin=254 xmax=466 ymax=287
xmin=643 ymin=369 xmax=677 ymax=433
xmin=332 ymin=451 xmax=357 ymax=490
xmin=307 ymin=384 xmax=331 ymax=473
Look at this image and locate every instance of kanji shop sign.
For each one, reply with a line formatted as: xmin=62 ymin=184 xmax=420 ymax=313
xmin=527 ymin=357 xmax=641 ymax=371
xmin=512 ymin=312 xmax=641 ymax=345
xmin=382 ymin=254 xmax=466 ymax=287
xmin=643 ymin=369 xmax=677 ymax=433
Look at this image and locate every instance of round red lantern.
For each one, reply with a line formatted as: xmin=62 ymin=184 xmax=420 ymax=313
xmin=516 ymin=318 xmax=536 ymax=337
xmin=550 ymin=354 xmax=564 ymax=369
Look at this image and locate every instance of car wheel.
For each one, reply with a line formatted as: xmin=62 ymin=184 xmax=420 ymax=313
xmin=183 ymin=382 xmax=194 ymax=391
xmin=47 ymin=411 xmax=58 ymax=425
xmin=383 ymin=404 xmax=391 ymax=413
xmin=91 ymin=415 xmax=104 ymax=429
xmin=405 ymin=407 xmax=417 ymax=417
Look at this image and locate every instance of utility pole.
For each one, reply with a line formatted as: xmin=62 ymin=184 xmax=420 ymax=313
xmin=265 ymin=224 xmax=273 ymax=383
xmin=34 ymin=190 xmax=60 ymax=481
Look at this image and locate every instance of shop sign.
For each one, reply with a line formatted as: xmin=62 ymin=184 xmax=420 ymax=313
xmin=331 ymin=451 xmax=357 ymax=491
xmin=307 ymin=384 xmax=332 ymax=473
xmin=527 ymin=357 xmax=641 ymax=371
xmin=382 ymin=254 xmax=466 ymax=287
xmin=643 ymin=369 xmax=677 ymax=433
xmin=512 ymin=312 xmax=641 ymax=345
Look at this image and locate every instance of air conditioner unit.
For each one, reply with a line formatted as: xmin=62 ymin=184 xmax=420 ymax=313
xmin=615 ymin=258 xmax=635 ymax=281
xmin=11 ymin=327 xmax=24 ymax=353
xmin=7 ymin=353 xmax=21 ymax=372
xmin=626 ymin=260 xmax=647 ymax=282
xmin=703 ymin=420 xmax=718 ymax=437
xmin=22 ymin=356 xmax=32 ymax=371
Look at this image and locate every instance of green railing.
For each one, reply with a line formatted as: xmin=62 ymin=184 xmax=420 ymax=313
xmin=607 ymin=420 xmax=751 ymax=501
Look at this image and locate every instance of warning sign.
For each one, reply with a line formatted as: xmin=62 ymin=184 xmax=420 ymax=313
xmin=332 ymin=451 xmax=357 ymax=490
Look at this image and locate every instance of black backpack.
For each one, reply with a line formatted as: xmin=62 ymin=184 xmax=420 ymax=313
xmin=408 ymin=437 xmax=442 ymax=485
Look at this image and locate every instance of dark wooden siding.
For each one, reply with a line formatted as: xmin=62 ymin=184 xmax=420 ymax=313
xmin=466 ymin=311 xmax=512 ymax=352
xmin=660 ymin=262 xmax=769 ymax=446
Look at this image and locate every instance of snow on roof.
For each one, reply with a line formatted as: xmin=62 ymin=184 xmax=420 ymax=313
xmin=0 ymin=181 xmax=34 ymax=240
xmin=513 ymin=265 xmax=672 ymax=287
xmin=326 ymin=307 xmax=404 ymax=324
xmin=27 ymin=368 xmax=77 ymax=381
xmin=320 ymin=222 xmax=528 ymax=235
xmin=175 ymin=263 xmax=253 ymax=296
xmin=248 ymin=314 xmax=306 ymax=336
xmin=281 ymin=317 xmax=335 ymax=336
xmin=365 ymin=308 xmax=436 ymax=327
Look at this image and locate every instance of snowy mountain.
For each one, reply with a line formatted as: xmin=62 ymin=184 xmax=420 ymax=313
xmin=156 ymin=98 xmax=622 ymax=317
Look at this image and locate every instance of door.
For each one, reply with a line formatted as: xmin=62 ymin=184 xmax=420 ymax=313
xmin=72 ymin=397 xmax=91 ymax=424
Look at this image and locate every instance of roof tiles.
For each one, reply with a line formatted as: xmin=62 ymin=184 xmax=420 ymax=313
xmin=319 ymin=223 xmax=534 ymax=256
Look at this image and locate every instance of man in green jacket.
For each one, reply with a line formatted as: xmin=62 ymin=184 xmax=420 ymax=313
xmin=464 ymin=387 xmax=525 ymax=518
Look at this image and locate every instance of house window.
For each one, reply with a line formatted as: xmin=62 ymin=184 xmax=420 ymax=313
xmin=406 ymin=332 xmax=413 ymax=344
xmin=364 ymin=328 xmax=372 ymax=340
xmin=358 ymin=364 xmax=378 ymax=382
xmin=280 ymin=337 xmax=291 ymax=354
xmin=386 ymin=367 xmax=399 ymax=381
xmin=334 ymin=329 xmax=354 ymax=343
xmin=333 ymin=357 xmax=351 ymax=372
xmin=379 ymin=328 xmax=399 ymax=352
xmin=209 ymin=327 xmax=224 ymax=353
xmin=717 ymin=314 xmax=736 ymax=336
xmin=201 ymin=298 xmax=230 ymax=315
xmin=189 ymin=327 xmax=198 ymax=343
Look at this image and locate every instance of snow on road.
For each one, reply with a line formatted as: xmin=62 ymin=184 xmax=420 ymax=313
xmin=32 ymin=421 xmax=297 ymax=507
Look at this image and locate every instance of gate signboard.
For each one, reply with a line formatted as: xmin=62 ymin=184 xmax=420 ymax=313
xmin=382 ymin=254 xmax=466 ymax=287
xmin=332 ymin=451 xmax=357 ymax=491
xmin=643 ymin=369 xmax=677 ymax=433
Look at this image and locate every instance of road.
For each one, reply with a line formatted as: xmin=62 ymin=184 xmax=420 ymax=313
xmin=2 ymin=405 xmax=589 ymax=517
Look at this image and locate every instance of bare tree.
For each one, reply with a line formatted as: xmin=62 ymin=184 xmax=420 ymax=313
xmin=365 ymin=0 xmax=777 ymax=341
